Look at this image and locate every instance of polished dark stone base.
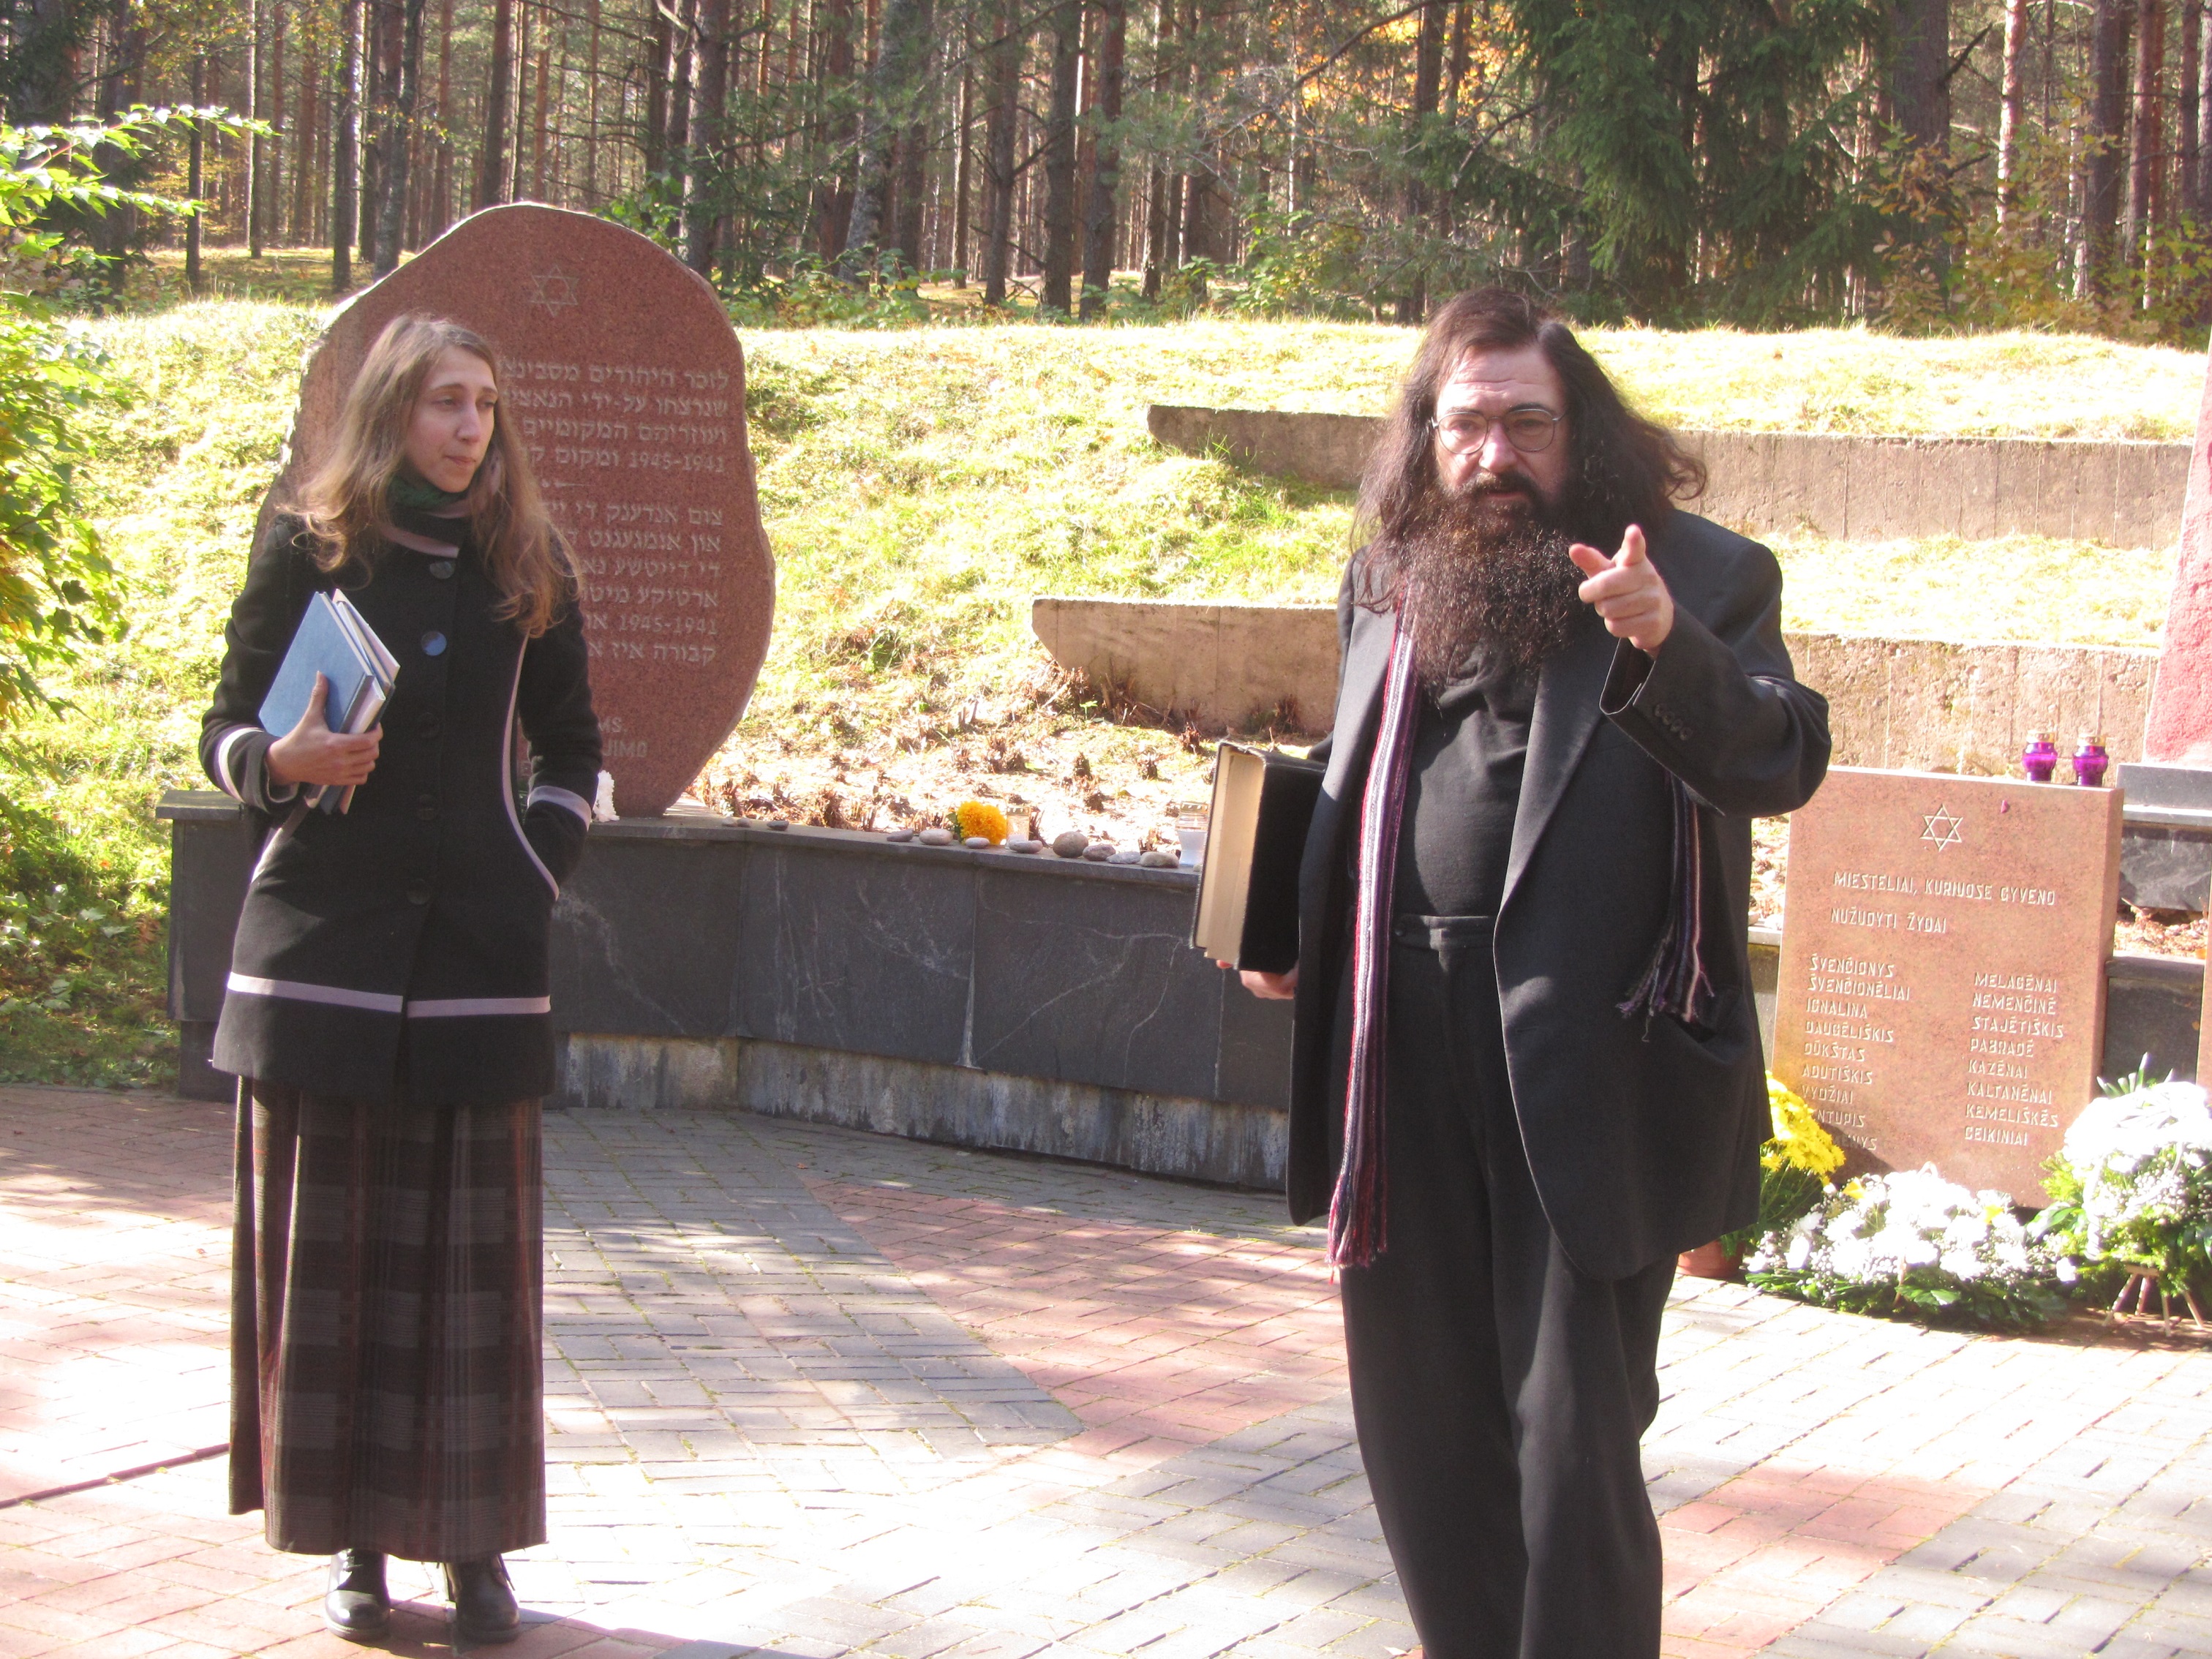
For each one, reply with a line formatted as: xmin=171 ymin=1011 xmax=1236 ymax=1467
xmin=161 ymin=792 xmax=2207 ymax=1179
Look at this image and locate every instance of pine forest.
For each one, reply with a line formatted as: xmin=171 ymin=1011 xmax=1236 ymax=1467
xmin=14 ymin=0 xmax=2212 ymax=337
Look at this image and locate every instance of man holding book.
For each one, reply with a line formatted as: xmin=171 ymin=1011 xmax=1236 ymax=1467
xmin=1234 ymin=289 xmax=1829 ymax=1658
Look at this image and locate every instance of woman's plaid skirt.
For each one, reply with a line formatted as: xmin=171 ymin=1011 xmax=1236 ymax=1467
xmin=229 ymin=1080 xmax=548 ymax=1562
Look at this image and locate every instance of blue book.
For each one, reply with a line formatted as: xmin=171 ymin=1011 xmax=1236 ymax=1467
xmin=257 ymin=591 xmax=395 ymax=813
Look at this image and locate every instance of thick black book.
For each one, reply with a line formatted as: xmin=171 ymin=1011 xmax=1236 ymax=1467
xmin=1190 ymin=742 xmax=1325 ymax=974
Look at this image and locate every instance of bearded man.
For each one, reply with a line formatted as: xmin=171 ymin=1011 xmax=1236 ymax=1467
xmin=1235 ymin=289 xmax=1830 ymax=1657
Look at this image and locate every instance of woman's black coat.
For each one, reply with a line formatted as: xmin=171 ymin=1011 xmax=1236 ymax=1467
xmin=200 ymin=505 xmax=603 ymax=1107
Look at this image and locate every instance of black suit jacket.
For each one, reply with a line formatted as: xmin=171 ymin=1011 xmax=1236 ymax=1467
xmin=1287 ymin=510 xmax=1831 ymax=1279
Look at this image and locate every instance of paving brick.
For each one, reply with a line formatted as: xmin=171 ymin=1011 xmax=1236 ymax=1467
xmin=12 ymin=1092 xmax=2212 ymax=1659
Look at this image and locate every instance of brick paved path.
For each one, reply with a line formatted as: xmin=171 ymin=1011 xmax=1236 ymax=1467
xmin=2 ymin=1087 xmax=2211 ymax=1658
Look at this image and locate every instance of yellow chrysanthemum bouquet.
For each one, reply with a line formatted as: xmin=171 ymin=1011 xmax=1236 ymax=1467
xmin=951 ymin=800 xmax=1009 ymax=845
xmin=1722 ymin=1076 xmax=1846 ymax=1254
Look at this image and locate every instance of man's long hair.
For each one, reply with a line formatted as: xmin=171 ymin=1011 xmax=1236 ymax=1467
xmin=294 ymin=312 xmax=574 ymax=638
xmin=1353 ymin=289 xmax=1706 ymax=609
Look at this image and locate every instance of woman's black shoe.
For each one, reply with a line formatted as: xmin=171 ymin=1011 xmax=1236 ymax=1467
xmin=443 ymin=1554 xmax=521 ymax=1645
xmin=322 ymin=1549 xmax=391 ymax=1641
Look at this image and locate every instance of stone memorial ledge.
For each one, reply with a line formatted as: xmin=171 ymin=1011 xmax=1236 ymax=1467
xmin=1033 ymin=596 xmax=2202 ymax=912
xmin=1031 ymin=598 xmax=2157 ymax=770
xmin=157 ymin=791 xmax=2202 ymax=1191
xmin=1146 ymin=405 xmax=2189 ymax=548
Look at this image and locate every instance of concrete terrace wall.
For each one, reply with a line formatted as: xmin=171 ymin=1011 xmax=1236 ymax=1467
xmin=1030 ymin=596 xmax=2161 ymax=772
xmin=1146 ymin=406 xmax=2191 ymax=549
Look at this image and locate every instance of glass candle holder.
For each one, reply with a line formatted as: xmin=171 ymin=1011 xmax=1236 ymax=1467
xmin=2072 ymin=733 xmax=2110 ymax=789
xmin=2022 ymin=731 xmax=2058 ymax=783
xmin=1173 ymin=802 xmax=1210 ymax=870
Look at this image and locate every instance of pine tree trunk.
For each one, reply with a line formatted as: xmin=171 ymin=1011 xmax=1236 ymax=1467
xmin=894 ymin=92 xmax=929 ymax=263
xmin=951 ymin=50 xmax=973 ymax=280
xmin=2182 ymin=1 xmax=2202 ymax=224
xmin=479 ymin=0 xmax=513 ymax=205
xmin=530 ymin=6 xmax=551 ymax=198
xmin=1892 ymin=0 xmax=1949 ymax=160
xmin=375 ymin=0 xmax=422 ymax=273
xmin=1078 ymin=0 xmax=1123 ymax=317
xmin=809 ymin=0 xmax=852 ymax=257
xmin=669 ymin=0 xmax=694 ymax=158
xmin=432 ymin=0 xmax=451 ymax=231
xmin=361 ymin=0 xmax=396 ymax=247
xmin=1394 ymin=0 xmax=1444 ymax=323
xmin=2085 ymin=0 xmax=2132 ymax=296
xmin=1039 ymin=0 xmax=1080 ymax=312
xmin=687 ymin=0 xmax=731 ymax=270
xmin=1998 ymin=0 xmax=2027 ymax=227
xmin=840 ymin=0 xmax=931 ymax=272
xmin=248 ymin=0 xmax=264 ymax=255
xmin=645 ymin=0 xmax=670 ymax=174
xmin=584 ymin=0 xmax=601 ymax=202
xmin=2123 ymin=0 xmax=2163 ymax=274
xmin=188 ymin=54 xmax=206 ymax=293
xmin=2199 ymin=6 xmax=2212 ymax=224
xmin=334 ymin=0 xmax=362 ymax=287
xmin=1140 ymin=0 xmax=1171 ymax=298
xmin=1175 ymin=0 xmax=1208 ymax=288
xmin=292 ymin=45 xmax=320 ymax=241
xmin=979 ymin=0 xmax=1021 ymax=301
xmin=269 ymin=3 xmax=287 ymax=241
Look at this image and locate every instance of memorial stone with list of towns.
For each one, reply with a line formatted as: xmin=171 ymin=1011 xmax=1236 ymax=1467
xmin=1772 ymin=767 xmax=2123 ymax=1201
xmin=261 ymin=203 xmax=775 ymax=816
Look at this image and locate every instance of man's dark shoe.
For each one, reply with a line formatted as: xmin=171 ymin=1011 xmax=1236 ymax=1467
xmin=443 ymin=1554 xmax=521 ymax=1645
xmin=323 ymin=1548 xmax=390 ymax=1641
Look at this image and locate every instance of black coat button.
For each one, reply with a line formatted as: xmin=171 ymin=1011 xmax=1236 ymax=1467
xmin=421 ymin=631 xmax=448 ymax=657
xmin=416 ymin=794 xmax=438 ymax=821
xmin=427 ymin=560 xmax=455 ymax=580
xmin=406 ymin=882 xmax=432 ymax=906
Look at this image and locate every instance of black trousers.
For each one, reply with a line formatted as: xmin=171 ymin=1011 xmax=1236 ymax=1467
xmin=1338 ymin=919 xmax=1675 ymax=1659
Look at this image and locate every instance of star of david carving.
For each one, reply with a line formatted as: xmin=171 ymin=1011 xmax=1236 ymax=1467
xmin=1921 ymin=805 xmax=1965 ymax=851
xmin=527 ymin=264 xmax=579 ymax=317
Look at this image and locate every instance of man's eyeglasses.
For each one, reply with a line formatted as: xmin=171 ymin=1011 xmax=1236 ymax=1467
xmin=1429 ymin=407 xmax=1562 ymax=456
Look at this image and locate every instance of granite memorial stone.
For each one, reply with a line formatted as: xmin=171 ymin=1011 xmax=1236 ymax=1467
xmin=262 ymin=203 xmax=774 ymax=816
xmin=1772 ymin=767 xmax=2123 ymax=1201
xmin=2145 ymin=343 xmax=2212 ymax=764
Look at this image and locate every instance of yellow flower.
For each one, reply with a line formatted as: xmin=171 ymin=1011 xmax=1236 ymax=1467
xmin=1761 ymin=1075 xmax=1847 ymax=1178
xmin=952 ymin=800 xmax=1009 ymax=844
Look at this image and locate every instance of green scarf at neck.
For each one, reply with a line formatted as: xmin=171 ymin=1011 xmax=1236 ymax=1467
xmin=390 ymin=473 xmax=469 ymax=513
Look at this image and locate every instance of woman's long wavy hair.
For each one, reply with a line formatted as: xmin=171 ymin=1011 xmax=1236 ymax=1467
xmin=295 ymin=312 xmax=572 ymax=637
xmin=1353 ymin=288 xmax=1707 ymax=606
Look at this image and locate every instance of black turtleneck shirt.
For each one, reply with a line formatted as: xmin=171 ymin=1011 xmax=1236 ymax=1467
xmin=1391 ymin=650 xmax=1539 ymax=919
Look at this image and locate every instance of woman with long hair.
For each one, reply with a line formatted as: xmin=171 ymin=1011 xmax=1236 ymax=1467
xmin=200 ymin=312 xmax=601 ymax=1646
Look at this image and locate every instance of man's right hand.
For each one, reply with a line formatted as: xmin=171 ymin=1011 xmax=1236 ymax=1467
xmin=266 ymin=673 xmax=382 ymax=788
xmin=1228 ymin=966 xmax=1298 ymax=1000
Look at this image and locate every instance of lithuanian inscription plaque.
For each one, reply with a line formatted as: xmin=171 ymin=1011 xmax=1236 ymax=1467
xmin=1772 ymin=767 xmax=2122 ymax=1201
xmin=262 ymin=203 xmax=774 ymax=816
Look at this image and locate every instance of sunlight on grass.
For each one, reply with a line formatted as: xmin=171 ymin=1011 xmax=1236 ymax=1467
xmin=1771 ymin=533 xmax=2175 ymax=650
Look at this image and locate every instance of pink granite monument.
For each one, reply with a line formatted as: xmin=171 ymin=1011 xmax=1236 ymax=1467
xmin=2144 ymin=347 xmax=2212 ymax=763
xmin=1772 ymin=767 xmax=2122 ymax=1202
xmin=263 ymin=204 xmax=775 ymax=816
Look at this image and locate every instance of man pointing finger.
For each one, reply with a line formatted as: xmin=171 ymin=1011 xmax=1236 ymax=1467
xmin=1239 ymin=290 xmax=1831 ymax=1658
xmin=1569 ymin=522 xmax=1675 ymax=654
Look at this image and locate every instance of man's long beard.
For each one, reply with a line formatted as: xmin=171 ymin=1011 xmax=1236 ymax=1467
xmin=1400 ymin=473 xmax=1587 ymax=692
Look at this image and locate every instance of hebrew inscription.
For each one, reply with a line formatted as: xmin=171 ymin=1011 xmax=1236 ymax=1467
xmin=261 ymin=205 xmax=774 ymax=816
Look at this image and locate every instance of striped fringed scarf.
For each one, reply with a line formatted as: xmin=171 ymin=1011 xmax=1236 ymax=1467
xmin=1618 ymin=775 xmax=1716 ymax=1033
xmin=1327 ymin=613 xmax=1422 ymax=1270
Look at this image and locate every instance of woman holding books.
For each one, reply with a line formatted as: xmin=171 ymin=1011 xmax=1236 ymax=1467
xmin=200 ymin=312 xmax=601 ymax=1647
